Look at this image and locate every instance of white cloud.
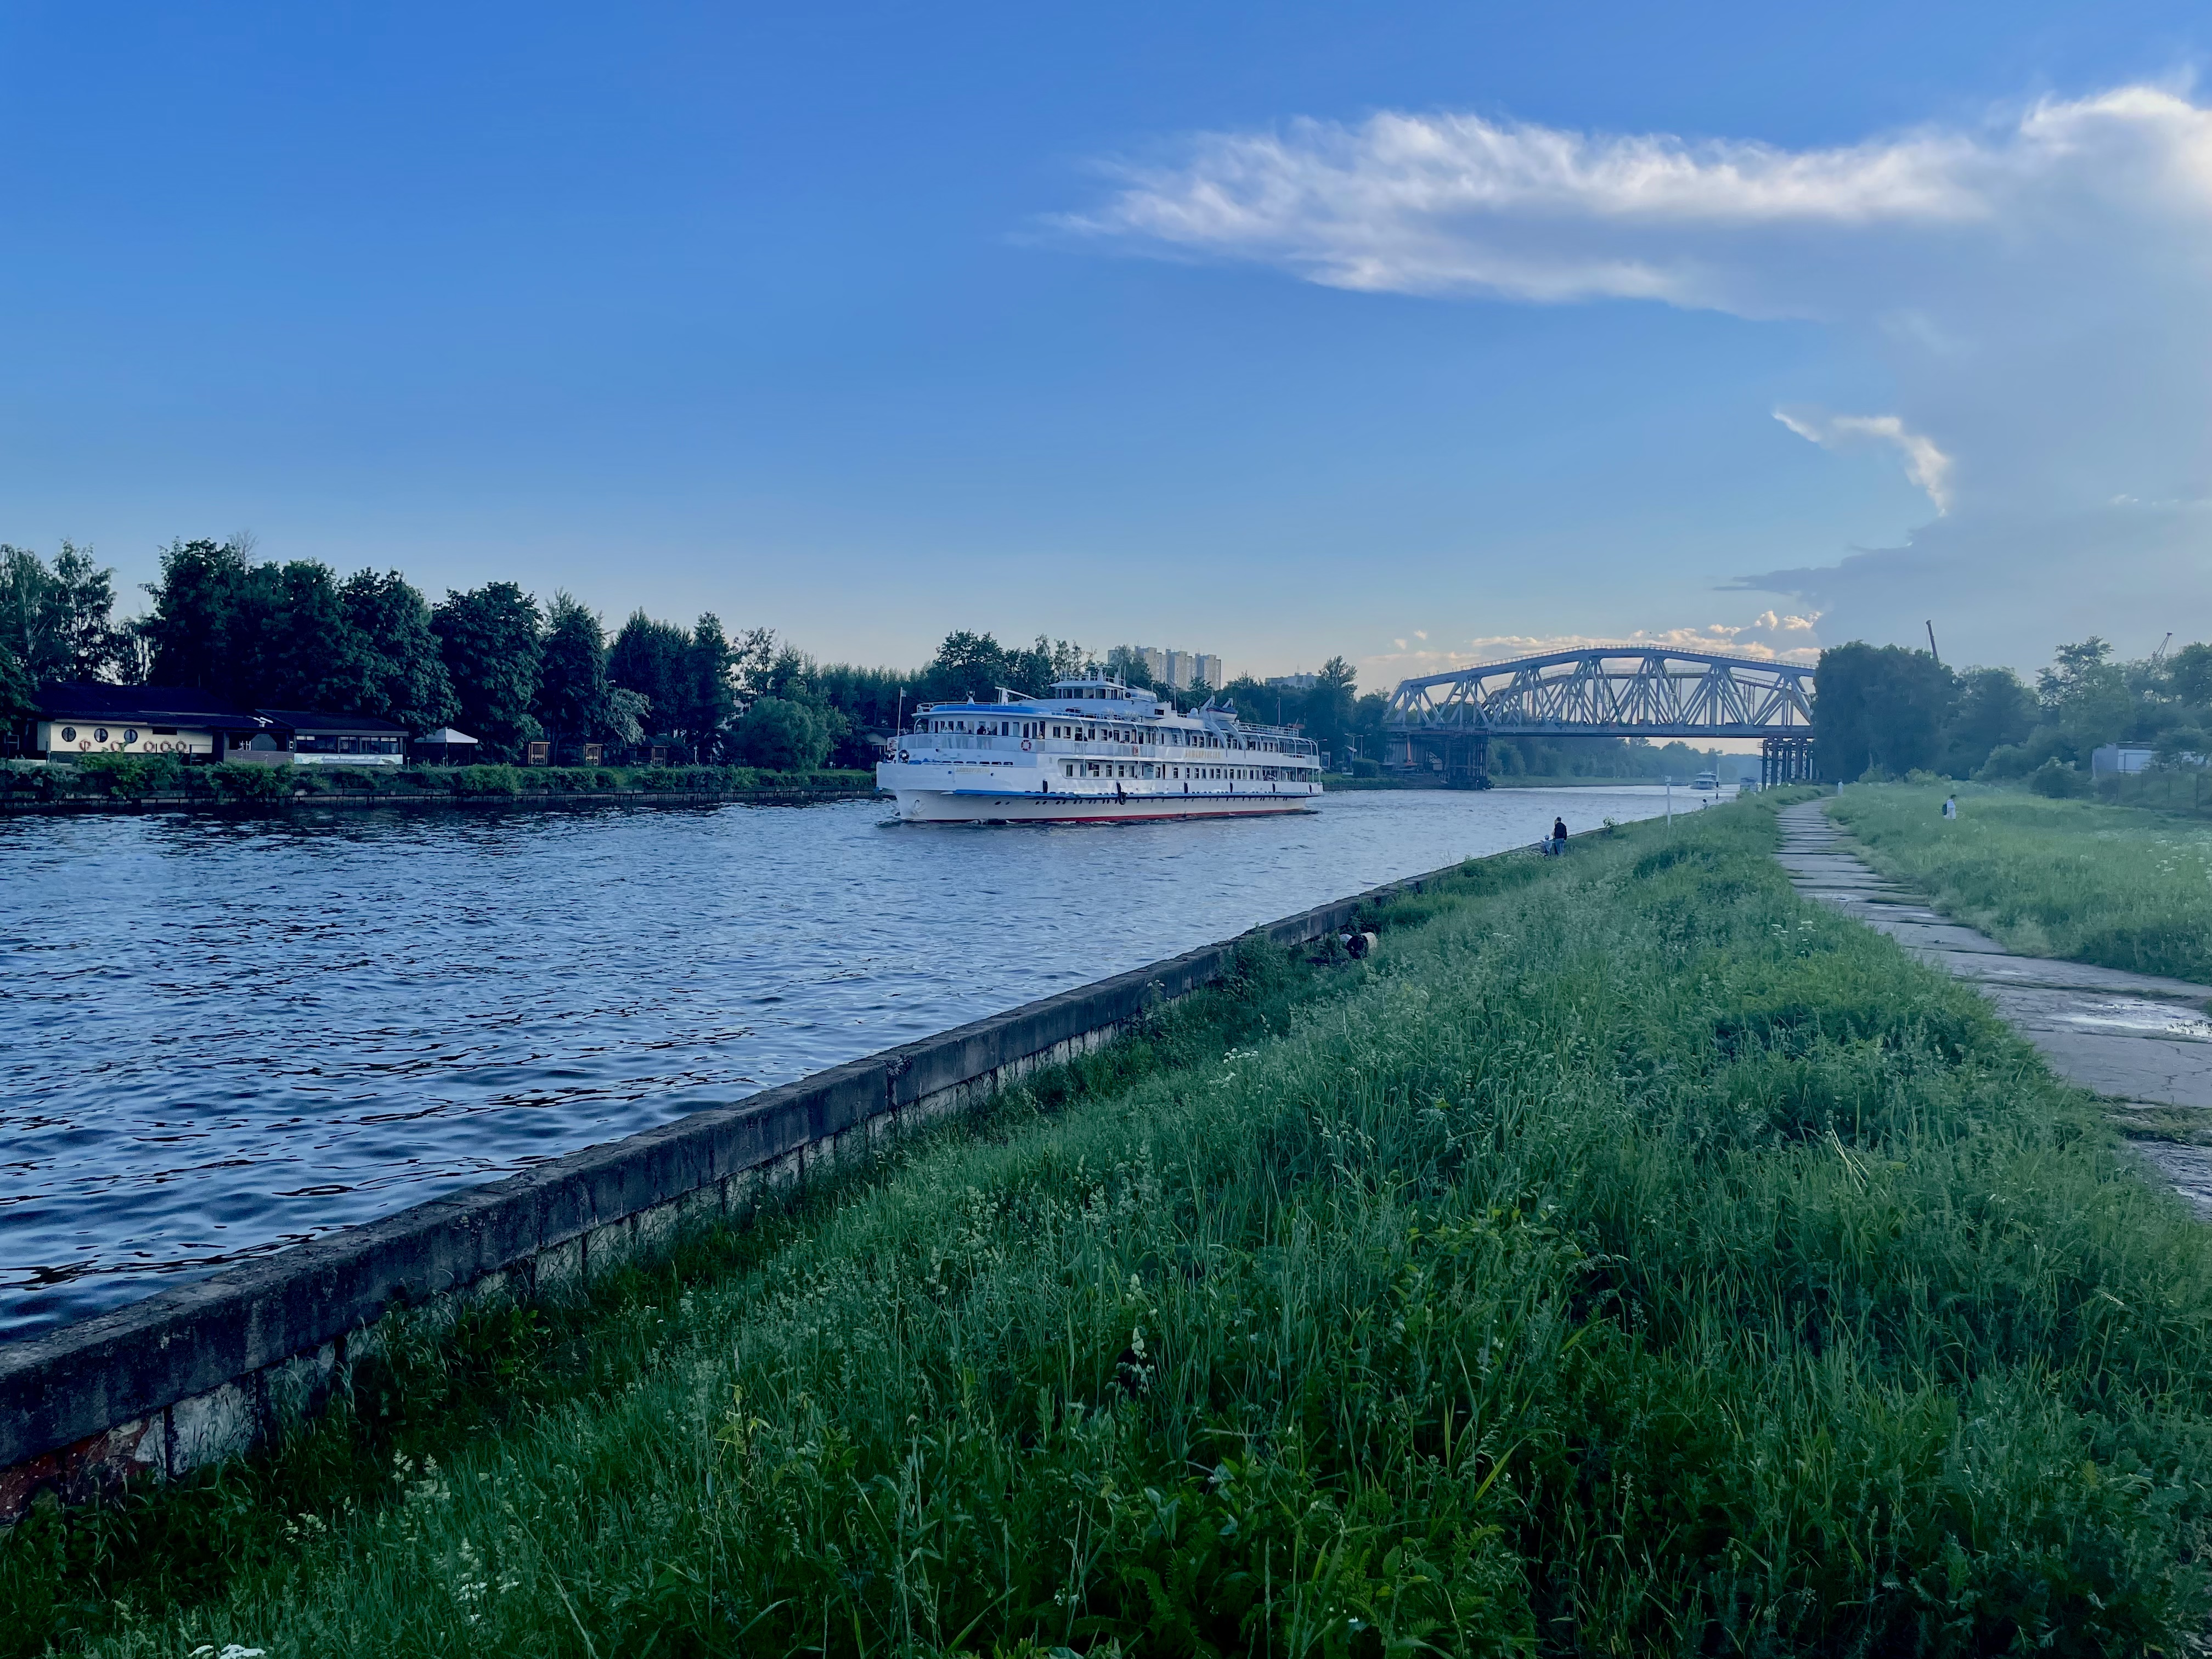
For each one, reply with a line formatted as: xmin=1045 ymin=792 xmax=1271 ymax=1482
xmin=1774 ymin=409 xmax=1954 ymax=512
xmin=1066 ymin=83 xmax=2212 ymax=663
xmin=1062 ymin=85 xmax=2212 ymax=315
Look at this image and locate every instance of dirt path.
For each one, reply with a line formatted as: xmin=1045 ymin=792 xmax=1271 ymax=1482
xmin=1775 ymin=798 xmax=2212 ymax=1211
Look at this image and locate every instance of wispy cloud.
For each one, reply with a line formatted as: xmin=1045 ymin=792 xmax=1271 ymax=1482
xmin=1059 ymin=85 xmax=2212 ymax=316
xmin=1773 ymin=409 xmax=1953 ymax=512
xmin=1066 ymin=83 xmax=2212 ymax=664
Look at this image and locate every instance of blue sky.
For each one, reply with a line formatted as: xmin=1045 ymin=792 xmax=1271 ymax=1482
xmin=3 ymin=2 xmax=2208 ymax=685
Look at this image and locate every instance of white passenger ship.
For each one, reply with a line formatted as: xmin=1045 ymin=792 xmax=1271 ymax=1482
xmin=878 ymin=677 xmax=1323 ymax=823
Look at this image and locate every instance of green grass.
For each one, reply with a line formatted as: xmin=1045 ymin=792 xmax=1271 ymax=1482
xmin=12 ymin=800 xmax=2212 ymax=1656
xmin=1832 ymin=784 xmax=2212 ymax=984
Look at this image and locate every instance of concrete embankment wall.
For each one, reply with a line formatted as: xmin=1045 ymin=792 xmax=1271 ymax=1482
xmin=0 ymin=853 xmax=1477 ymax=1522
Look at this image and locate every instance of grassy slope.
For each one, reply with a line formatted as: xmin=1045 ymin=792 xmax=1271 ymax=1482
xmin=1832 ymin=785 xmax=2212 ymax=984
xmin=13 ymin=799 xmax=2212 ymax=1656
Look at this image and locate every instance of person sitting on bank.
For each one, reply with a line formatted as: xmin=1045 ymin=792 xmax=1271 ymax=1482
xmin=1943 ymin=795 xmax=1958 ymax=820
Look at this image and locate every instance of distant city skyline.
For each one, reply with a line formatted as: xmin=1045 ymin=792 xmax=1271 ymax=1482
xmin=1130 ymin=646 xmax=1227 ymax=693
xmin=2 ymin=2 xmax=2205 ymax=690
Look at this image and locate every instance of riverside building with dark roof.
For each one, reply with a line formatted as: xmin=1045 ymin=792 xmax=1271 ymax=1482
xmin=21 ymin=682 xmax=279 ymax=762
xmin=256 ymin=708 xmax=408 ymax=766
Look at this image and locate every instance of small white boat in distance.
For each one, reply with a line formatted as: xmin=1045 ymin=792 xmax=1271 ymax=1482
xmin=1694 ymin=770 xmax=1722 ymax=792
xmin=879 ymin=677 xmax=1323 ymax=823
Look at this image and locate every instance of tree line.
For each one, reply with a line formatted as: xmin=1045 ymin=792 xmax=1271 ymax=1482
xmin=5 ymin=534 xmax=1756 ymax=777
xmin=0 ymin=539 xmax=871 ymax=768
xmin=1814 ymin=635 xmax=2212 ymax=787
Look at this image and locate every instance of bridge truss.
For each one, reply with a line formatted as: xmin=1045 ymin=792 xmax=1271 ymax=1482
xmin=1381 ymin=648 xmax=1816 ymax=787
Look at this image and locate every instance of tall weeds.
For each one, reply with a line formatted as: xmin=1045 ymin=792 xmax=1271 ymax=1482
xmin=12 ymin=802 xmax=2212 ymax=1656
xmin=1833 ymin=784 xmax=2212 ymax=982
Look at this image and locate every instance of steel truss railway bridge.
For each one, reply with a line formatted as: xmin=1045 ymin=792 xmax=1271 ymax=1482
xmin=1382 ymin=647 xmax=1816 ymax=788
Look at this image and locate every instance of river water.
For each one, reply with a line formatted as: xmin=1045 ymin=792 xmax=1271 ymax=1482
xmin=0 ymin=786 xmax=1685 ymax=1338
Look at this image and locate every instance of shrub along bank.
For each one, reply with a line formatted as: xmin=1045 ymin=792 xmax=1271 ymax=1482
xmin=10 ymin=795 xmax=2212 ymax=1656
xmin=1832 ymin=783 xmax=2212 ymax=984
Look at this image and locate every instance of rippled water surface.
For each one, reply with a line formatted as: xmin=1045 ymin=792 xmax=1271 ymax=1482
xmin=1 ymin=786 xmax=1686 ymax=1336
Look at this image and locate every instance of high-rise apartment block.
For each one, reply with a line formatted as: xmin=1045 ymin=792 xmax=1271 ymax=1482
xmin=1130 ymin=647 xmax=1227 ymax=692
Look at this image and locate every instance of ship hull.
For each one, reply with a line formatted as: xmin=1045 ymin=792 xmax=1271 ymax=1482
xmin=888 ymin=787 xmax=1319 ymax=824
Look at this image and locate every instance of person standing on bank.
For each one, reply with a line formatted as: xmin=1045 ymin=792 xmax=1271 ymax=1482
xmin=1943 ymin=796 xmax=1957 ymax=820
xmin=1552 ymin=816 xmax=1568 ymax=854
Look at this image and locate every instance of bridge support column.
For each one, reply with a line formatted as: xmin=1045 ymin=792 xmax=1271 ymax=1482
xmin=1393 ymin=732 xmax=1491 ymax=787
xmin=1447 ymin=733 xmax=1491 ymax=789
xmin=1762 ymin=736 xmax=1814 ymax=787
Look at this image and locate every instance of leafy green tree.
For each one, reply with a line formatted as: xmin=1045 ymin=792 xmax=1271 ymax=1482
xmin=812 ymin=662 xmax=920 ymax=731
xmin=1813 ymin=643 xmax=1956 ymax=780
xmin=1218 ymin=674 xmax=1277 ymax=721
xmin=1300 ymin=657 xmax=1359 ymax=761
xmin=0 ymin=548 xmax=58 ymax=697
xmin=535 ymin=594 xmax=614 ymax=760
xmin=1943 ymin=667 xmax=2036 ymax=776
xmin=339 ymin=570 xmax=457 ymax=731
xmin=43 ymin=543 xmax=125 ymax=680
xmin=606 ymin=686 xmax=651 ymax=747
xmin=0 ymin=543 xmax=128 ymax=689
xmin=0 ymin=629 xmax=33 ymax=726
xmin=681 ymin=613 xmax=740 ymax=760
xmin=920 ymin=631 xmax=1013 ymax=703
xmin=753 ymin=641 xmax=813 ymax=703
xmin=432 ymin=584 xmax=543 ymax=759
xmin=257 ymin=560 xmax=373 ymax=709
xmin=2168 ymin=642 xmax=2212 ymax=711
xmin=143 ymin=539 xmax=278 ymax=702
xmin=733 ymin=695 xmax=832 ymax=770
xmin=1007 ymin=636 xmax=1088 ymax=696
xmin=607 ymin=612 xmax=692 ymax=733
xmin=2038 ymin=637 xmax=2135 ymax=757
xmin=729 ymin=626 xmax=780 ymax=701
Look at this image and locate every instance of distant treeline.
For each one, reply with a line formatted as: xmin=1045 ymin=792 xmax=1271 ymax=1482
xmin=3 ymin=536 xmax=1740 ymax=776
xmin=1815 ymin=636 xmax=2212 ymax=789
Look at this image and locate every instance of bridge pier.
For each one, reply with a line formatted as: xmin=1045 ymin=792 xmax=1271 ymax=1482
xmin=1387 ymin=732 xmax=1492 ymax=787
xmin=1761 ymin=736 xmax=1815 ymax=787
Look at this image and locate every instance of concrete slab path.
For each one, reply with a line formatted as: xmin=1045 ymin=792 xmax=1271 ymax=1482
xmin=1774 ymin=798 xmax=2212 ymax=1211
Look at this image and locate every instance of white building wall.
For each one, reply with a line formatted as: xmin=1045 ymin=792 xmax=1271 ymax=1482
xmin=38 ymin=720 xmax=219 ymax=759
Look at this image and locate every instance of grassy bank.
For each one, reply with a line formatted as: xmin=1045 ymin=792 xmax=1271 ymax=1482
xmin=12 ymin=797 xmax=2212 ymax=1656
xmin=1832 ymin=783 xmax=2212 ymax=984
